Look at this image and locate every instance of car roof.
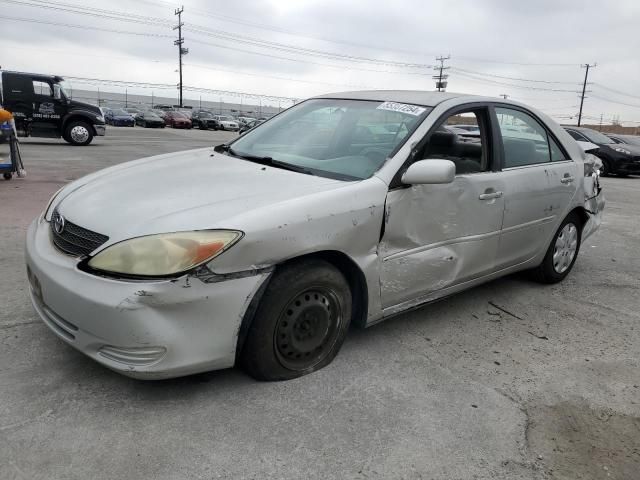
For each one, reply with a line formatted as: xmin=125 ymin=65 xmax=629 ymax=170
xmin=312 ymin=90 xmax=475 ymax=107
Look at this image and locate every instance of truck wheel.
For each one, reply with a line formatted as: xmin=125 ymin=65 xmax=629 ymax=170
xmin=64 ymin=121 xmax=94 ymax=146
xmin=240 ymin=259 xmax=352 ymax=381
xmin=3 ymin=173 xmax=12 ymax=180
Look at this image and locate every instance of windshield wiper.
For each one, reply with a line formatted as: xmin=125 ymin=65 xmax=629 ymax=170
xmin=216 ymin=146 xmax=316 ymax=176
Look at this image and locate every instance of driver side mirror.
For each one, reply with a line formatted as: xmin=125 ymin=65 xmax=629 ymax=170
xmin=401 ymin=159 xmax=456 ymax=185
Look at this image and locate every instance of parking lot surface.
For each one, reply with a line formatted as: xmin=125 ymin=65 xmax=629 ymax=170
xmin=1 ymin=126 xmax=639 ymax=480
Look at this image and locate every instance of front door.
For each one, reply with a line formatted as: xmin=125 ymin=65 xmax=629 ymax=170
xmin=30 ymin=79 xmax=64 ymax=138
xmin=379 ymin=106 xmax=505 ymax=309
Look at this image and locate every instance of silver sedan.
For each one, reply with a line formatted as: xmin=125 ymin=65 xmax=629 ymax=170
xmin=25 ymin=91 xmax=604 ymax=380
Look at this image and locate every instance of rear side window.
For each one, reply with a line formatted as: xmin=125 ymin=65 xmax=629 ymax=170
xmin=497 ymin=108 xmax=561 ymax=168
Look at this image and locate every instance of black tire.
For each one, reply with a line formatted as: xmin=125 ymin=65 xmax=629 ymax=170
xmin=600 ymin=159 xmax=611 ymax=177
xmin=531 ymin=213 xmax=582 ymax=284
xmin=142 ymin=121 xmax=147 ymax=128
xmin=241 ymin=259 xmax=352 ymax=381
xmin=64 ymin=121 xmax=94 ymax=146
xmin=3 ymin=172 xmax=12 ymax=180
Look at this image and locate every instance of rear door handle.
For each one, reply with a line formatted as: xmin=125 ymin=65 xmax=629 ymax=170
xmin=561 ymin=176 xmax=575 ymax=184
xmin=479 ymin=191 xmax=503 ymax=200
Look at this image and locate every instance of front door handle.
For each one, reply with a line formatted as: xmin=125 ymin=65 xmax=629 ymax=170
xmin=561 ymin=176 xmax=575 ymax=184
xmin=479 ymin=191 xmax=503 ymax=200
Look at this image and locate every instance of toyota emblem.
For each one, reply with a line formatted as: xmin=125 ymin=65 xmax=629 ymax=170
xmin=53 ymin=214 xmax=65 ymax=234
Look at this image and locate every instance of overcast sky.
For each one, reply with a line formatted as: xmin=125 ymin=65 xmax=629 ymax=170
xmin=3 ymin=0 xmax=640 ymax=124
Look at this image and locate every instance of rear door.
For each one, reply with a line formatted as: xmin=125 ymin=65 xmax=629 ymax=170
xmin=493 ymin=106 xmax=579 ymax=269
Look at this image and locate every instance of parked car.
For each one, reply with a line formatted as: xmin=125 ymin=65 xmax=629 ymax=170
xmin=105 ymin=108 xmax=135 ymax=127
xmin=238 ymin=118 xmax=264 ymax=134
xmin=124 ymin=107 xmax=143 ymax=118
xmin=237 ymin=116 xmax=256 ymax=126
xmin=213 ymin=115 xmax=239 ymax=131
xmin=564 ymin=126 xmax=640 ymax=176
xmin=136 ymin=111 xmax=165 ymax=128
xmin=191 ymin=111 xmax=220 ymax=130
xmin=165 ymin=111 xmax=192 ymax=129
xmin=26 ymin=91 xmax=604 ymax=381
xmin=606 ymin=133 xmax=640 ymax=147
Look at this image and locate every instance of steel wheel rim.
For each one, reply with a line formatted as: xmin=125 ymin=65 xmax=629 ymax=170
xmin=274 ymin=288 xmax=342 ymax=371
xmin=553 ymin=223 xmax=578 ymax=274
xmin=70 ymin=126 xmax=89 ymax=143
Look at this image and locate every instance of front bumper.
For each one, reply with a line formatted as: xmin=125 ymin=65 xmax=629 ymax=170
xmin=94 ymin=124 xmax=106 ymax=136
xmin=25 ymin=218 xmax=269 ymax=379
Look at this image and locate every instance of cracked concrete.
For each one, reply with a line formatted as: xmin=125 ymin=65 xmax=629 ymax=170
xmin=1 ymin=127 xmax=639 ymax=479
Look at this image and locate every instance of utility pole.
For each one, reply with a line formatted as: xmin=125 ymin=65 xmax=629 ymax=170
xmin=173 ymin=6 xmax=188 ymax=107
xmin=500 ymin=94 xmax=509 ymax=100
xmin=125 ymin=88 xmax=128 ymax=107
xmin=599 ymin=113 xmax=603 ymax=131
xmin=578 ymin=63 xmax=596 ymax=127
xmin=433 ymin=55 xmax=450 ymax=92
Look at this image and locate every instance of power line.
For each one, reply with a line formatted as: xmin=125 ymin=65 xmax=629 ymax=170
xmin=589 ymin=93 xmax=640 ymax=109
xmin=451 ymin=67 xmax=581 ymax=85
xmin=591 ymin=83 xmax=640 ymax=101
xmin=452 ymin=70 xmax=580 ymax=92
xmin=0 ymin=15 xmax=173 ymax=37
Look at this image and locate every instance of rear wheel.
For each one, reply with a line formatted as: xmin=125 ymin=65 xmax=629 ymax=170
xmin=531 ymin=213 xmax=582 ymax=283
xmin=241 ymin=259 xmax=352 ymax=381
xmin=64 ymin=121 xmax=94 ymax=146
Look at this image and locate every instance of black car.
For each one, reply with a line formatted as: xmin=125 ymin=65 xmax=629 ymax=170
xmin=606 ymin=133 xmax=640 ymax=147
xmin=136 ymin=111 xmax=165 ymax=128
xmin=239 ymin=119 xmax=264 ymax=134
xmin=564 ymin=126 xmax=640 ymax=176
xmin=191 ymin=111 xmax=220 ymax=130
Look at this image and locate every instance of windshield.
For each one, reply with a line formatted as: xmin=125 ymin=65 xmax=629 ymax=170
xmin=113 ymin=109 xmax=128 ymax=115
xmin=55 ymin=80 xmax=71 ymax=100
xmin=145 ymin=112 xmax=160 ymax=119
xmin=582 ymin=129 xmax=614 ymax=144
xmin=228 ymin=98 xmax=429 ymax=180
xmin=218 ymin=116 xmax=233 ymax=121
xmin=173 ymin=112 xmax=187 ymax=119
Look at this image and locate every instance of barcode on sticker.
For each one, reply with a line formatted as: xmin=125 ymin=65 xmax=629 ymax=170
xmin=376 ymin=101 xmax=426 ymax=116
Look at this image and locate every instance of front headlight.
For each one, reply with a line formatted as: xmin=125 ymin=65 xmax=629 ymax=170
xmin=614 ymin=147 xmax=631 ymax=155
xmin=87 ymin=230 xmax=242 ymax=277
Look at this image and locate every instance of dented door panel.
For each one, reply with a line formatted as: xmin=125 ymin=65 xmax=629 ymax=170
xmin=379 ymin=172 xmax=505 ymax=308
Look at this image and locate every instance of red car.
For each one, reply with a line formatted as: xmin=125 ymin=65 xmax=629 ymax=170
xmin=165 ymin=111 xmax=192 ymax=129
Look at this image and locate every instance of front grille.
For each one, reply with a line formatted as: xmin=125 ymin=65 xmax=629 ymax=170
xmin=50 ymin=209 xmax=109 ymax=256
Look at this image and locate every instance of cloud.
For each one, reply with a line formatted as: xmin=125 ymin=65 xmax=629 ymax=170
xmin=2 ymin=0 xmax=640 ymax=122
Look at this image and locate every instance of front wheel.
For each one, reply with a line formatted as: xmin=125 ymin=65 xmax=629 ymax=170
xmin=531 ymin=213 xmax=582 ymax=283
xmin=241 ymin=259 xmax=352 ymax=381
xmin=600 ymin=159 xmax=611 ymax=177
xmin=64 ymin=121 xmax=94 ymax=146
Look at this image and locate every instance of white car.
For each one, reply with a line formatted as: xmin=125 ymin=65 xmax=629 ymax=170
xmin=26 ymin=91 xmax=604 ymax=381
xmin=213 ymin=115 xmax=239 ymax=131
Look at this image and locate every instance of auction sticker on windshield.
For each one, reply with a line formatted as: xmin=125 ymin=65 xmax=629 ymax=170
xmin=376 ymin=101 xmax=427 ymax=116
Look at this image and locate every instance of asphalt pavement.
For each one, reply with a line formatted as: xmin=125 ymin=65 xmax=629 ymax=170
xmin=1 ymin=126 xmax=638 ymax=480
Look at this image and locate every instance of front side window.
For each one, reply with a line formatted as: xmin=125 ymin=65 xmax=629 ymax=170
xmin=229 ymin=99 xmax=430 ymax=180
xmin=416 ymin=110 xmax=488 ymax=174
xmin=496 ymin=108 xmax=555 ymax=168
xmin=33 ymin=80 xmax=52 ymax=97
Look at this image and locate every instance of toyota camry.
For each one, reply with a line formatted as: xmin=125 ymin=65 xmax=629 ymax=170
xmin=25 ymin=91 xmax=604 ymax=380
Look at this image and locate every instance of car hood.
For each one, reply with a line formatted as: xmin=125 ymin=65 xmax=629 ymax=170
xmin=54 ymin=148 xmax=347 ymax=244
xmin=112 ymin=115 xmax=133 ymax=120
